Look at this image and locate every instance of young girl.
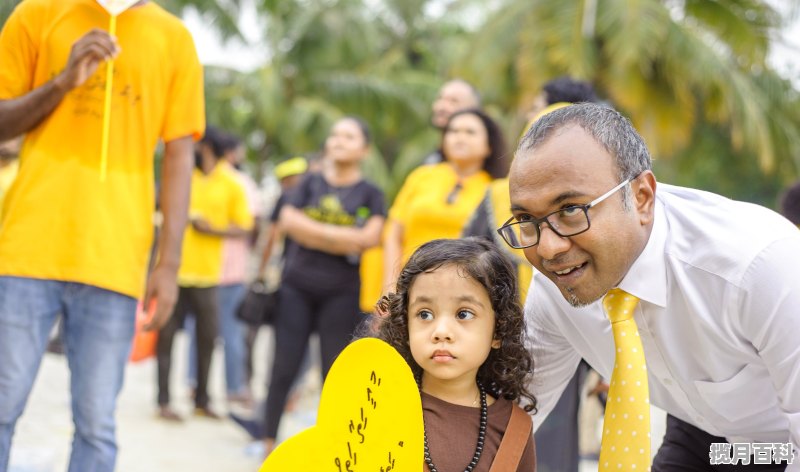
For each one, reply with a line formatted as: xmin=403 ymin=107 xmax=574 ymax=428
xmin=377 ymin=237 xmax=536 ymax=472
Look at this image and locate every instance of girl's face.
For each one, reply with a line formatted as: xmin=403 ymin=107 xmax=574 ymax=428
xmin=407 ymin=264 xmax=500 ymax=391
xmin=442 ymin=113 xmax=491 ymax=169
xmin=325 ymin=119 xmax=369 ymax=165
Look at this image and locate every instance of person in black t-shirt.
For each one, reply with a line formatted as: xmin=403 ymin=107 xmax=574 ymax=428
xmin=262 ymin=117 xmax=385 ymax=455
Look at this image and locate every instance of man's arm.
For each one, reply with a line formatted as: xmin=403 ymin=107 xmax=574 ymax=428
xmin=524 ymin=283 xmax=583 ymax=429
xmin=0 ymin=29 xmax=118 ymax=141
xmin=739 ymin=237 xmax=800 ymax=463
xmin=142 ymin=136 xmax=194 ymax=331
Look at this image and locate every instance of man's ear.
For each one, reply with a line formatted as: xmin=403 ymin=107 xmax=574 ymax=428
xmin=633 ymin=170 xmax=657 ymax=226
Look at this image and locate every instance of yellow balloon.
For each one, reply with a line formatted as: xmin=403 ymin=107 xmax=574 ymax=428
xmin=260 ymin=338 xmax=423 ymax=471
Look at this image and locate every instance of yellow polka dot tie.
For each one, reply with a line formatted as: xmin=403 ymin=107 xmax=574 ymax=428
xmin=599 ymin=288 xmax=651 ymax=471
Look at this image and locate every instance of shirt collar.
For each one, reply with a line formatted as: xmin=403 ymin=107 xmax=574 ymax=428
xmin=617 ymin=196 xmax=668 ymax=307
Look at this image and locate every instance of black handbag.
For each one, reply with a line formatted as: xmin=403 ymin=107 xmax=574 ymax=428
xmin=236 ymin=280 xmax=278 ymax=326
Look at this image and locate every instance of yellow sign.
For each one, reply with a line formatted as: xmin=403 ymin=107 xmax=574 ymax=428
xmin=260 ymin=338 xmax=423 ymax=471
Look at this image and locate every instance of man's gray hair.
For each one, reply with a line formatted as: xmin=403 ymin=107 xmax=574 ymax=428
xmin=518 ymin=103 xmax=651 ymax=208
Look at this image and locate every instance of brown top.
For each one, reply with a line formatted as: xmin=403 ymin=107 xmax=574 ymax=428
xmin=421 ymin=392 xmax=536 ymax=472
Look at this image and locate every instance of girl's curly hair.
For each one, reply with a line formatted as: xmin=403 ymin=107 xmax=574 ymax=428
xmin=376 ymin=237 xmax=537 ymax=412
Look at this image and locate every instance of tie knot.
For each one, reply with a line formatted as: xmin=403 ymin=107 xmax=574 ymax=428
xmin=603 ymin=288 xmax=640 ymax=324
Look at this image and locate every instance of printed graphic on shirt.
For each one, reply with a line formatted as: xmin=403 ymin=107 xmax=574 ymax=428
xmin=304 ymin=194 xmax=370 ymax=226
xmin=70 ymin=71 xmax=142 ymax=121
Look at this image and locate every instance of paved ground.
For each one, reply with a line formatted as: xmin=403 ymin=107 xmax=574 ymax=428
xmin=7 ymin=327 xmax=663 ymax=472
xmin=8 ymin=328 xmax=319 ymax=472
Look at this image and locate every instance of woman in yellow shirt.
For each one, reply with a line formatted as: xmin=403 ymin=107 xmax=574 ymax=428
xmin=383 ymin=109 xmax=508 ymax=288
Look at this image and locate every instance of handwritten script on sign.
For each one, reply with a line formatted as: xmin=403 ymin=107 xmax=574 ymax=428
xmin=260 ymin=338 xmax=423 ymax=471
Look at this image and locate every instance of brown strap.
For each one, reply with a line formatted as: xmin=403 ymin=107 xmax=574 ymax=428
xmin=489 ymin=403 xmax=533 ymax=472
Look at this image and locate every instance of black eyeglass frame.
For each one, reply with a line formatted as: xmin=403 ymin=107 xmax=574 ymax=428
xmin=496 ymin=176 xmax=634 ymax=249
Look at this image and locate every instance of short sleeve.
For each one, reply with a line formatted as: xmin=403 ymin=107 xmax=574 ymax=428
xmin=160 ymin=26 xmax=205 ymax=142
xmin=229 ymin=178 xmax=254 ymax=230
xmin=388 ymin=167 xmax=425 ymax=224
xmin=0 ymin=1 xmax=39 ymax=99
xmin=284 ymin=173 xmax=316 ymax=209
xmin=365 ymin=184 xmax=386 ymax=218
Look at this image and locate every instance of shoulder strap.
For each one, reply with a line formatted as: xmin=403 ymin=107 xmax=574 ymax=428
xmin=489 ymin=403 xmax=533 ymax=472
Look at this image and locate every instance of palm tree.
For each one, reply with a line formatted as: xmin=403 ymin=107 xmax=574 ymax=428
xmin=188 ymin=0 xmax=477 ymax=200
xmin=463 ymin=0 xmax=800 ymax=197
xmin=88 ymin=0 xmax=799 ymax=207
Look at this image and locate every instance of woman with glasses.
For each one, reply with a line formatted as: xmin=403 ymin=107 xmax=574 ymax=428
xmin=382 ymin=109 xmax=508 ymax=290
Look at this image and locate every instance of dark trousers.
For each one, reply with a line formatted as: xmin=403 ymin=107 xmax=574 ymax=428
xmin=535 ymin=362 xmax=589 ymax=472
xmin=653 ymin=415 xmax=788 ymax=471
xmin=156 ymin=286 xmax=219 ymax=408
xmin=263 ymin=282 xmax=361 ymax=438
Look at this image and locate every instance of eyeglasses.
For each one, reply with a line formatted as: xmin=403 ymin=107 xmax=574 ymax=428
xmin=496 ymin=177 xmax=632 ymax=249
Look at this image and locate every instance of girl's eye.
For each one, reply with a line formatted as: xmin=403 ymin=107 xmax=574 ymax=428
xmin=456 ymin=310 xmax=475 ymax=320
xmin=418 ymin=310 xmax=434 ymax=321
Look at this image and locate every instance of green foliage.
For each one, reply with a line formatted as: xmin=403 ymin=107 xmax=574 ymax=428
xmin=0 ymin=1 xmax=21 ymax=25
xmin=2 ymin=0 xmax=798 ymax=206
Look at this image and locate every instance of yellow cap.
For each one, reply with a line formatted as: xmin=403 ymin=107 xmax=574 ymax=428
xmin=274 ymin=157 xmax=308 ymax=180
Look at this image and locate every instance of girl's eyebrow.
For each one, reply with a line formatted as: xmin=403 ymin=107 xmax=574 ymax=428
xmin=409 ymin=295 xmax=434 ymax=305
xmin=455 ymin=295 xmax=485 ymax=308
xmin=410 ymin=294 xmax=485 ymax=308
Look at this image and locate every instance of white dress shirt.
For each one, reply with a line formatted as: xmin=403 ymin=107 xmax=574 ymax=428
xmin=526 ymin=183 xmax=800 ymax=467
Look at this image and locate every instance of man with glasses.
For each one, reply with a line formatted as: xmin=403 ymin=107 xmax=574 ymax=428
xmin=504 ymin=103 xmax=799 ymax=470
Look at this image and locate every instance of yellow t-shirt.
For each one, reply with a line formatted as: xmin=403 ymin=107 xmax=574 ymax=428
xmin=487 ymin=178 xmax=533 ymax=303
xmin=0 ymin=160 xmax=19 ymax=217
xmin=389 ymin=163 xmax=491 ymax=263
xmin=178 ymin=162 xmax=254 ymax=287
xmin=0 ymin=0 xmax=205 ymax=298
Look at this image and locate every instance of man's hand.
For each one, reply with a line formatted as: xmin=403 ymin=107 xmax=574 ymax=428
xmin=141 ymin=264 xmax=179 ymax=331
xmin=54 ymin=29 xmax=120 ymax=91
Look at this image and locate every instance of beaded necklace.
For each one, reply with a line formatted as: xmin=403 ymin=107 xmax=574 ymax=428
xmin=421 ymin=381 xmax=488 ymax=472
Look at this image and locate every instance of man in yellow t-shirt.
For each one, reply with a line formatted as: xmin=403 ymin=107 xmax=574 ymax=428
xmin=0 ymin=136 xmax=21 ymax=215
xmin=156 ymin=127 xmax=253 ymax=421
xmin=0 ymin=1 xmax=204 ymax=470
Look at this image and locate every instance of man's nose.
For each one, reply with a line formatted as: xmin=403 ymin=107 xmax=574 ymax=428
xmin=536 ymin=224 xmax=571 ymax=260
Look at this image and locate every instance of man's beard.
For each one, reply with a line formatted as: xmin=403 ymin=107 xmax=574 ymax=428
xmin=565 ymin=287 xmax=594 ymax=308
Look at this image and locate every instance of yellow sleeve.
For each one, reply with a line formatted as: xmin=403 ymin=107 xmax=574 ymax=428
xmin=389 ymin=166 xmax=427 ymax=224
xmin=229 ymin=178 xmax=254 ymax=230
xmin=0 ymin=1 xmax=40 ymax=99
xmin=160 ymin=25 xmax=205 ymax=142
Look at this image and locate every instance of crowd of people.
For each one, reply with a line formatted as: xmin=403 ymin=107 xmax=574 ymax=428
xmin=0 ymin=1 xmax=799 ymax=472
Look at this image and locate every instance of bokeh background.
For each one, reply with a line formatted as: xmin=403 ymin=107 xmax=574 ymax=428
xmin=2 ymin=0 xmax=798 ymax=205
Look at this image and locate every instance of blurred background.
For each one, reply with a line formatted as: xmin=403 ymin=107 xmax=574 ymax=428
xmin=3 ymin=0 xmax=797 ymax=208
xmin=1 ymin=2 xmax=799 ymax=471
